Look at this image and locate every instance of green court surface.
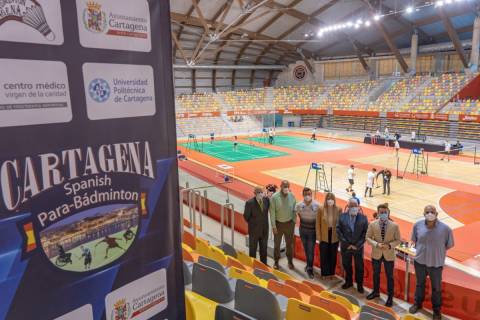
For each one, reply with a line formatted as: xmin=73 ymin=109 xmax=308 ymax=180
xmin=180 ymin=140 xmax=289 ymax=162
xmin=248 ymin=135 xmax=350 ymax=152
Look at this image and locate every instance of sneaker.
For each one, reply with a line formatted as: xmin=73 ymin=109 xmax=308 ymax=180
xmin=408 ymin=304 xmax=422 ymax=314
xmin=341 ymin=282 xmax=353 ymax=290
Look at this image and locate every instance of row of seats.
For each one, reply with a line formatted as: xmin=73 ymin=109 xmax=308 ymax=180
xmin=220 ymin=90 xmax=266 ymax=110
xmin=441 ymin=99 xmax=480 ymax=115
xmin=273 ymin=85 xmax=327 ymax=110
xmin=320 ymin=80 xmax=380 ymax=111
xmin=182 ymin=230 xmax=422 ymax=320
xmin=176 ymin=92 xmax=222 ymax=113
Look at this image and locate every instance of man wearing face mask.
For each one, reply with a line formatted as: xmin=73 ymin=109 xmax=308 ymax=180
xmin=295 ymin=187 xmax=320 ymax=279
xmin=244 ymin=186 xmax=270 ymax=264
xmin=270 ymin=180 xmax=297 ymax=270
xmin=409 ymin=205 xmax=454 ymax=320
xmin=336 ymin=198 xmax=369 ymax=293
xmin=366 ymin=203 xmax=401 ymax=307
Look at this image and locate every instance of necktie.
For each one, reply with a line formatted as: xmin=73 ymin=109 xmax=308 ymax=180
xmin=381 ymin=222 xmax=386 ymax=242
xmin=258 ymin=199 xmax=263 ymax=211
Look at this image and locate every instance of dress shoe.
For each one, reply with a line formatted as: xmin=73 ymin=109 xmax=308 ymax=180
xmin=341 ymin=283 xmax=353 ymax=290
xmin=432 ymin=311 xmax=442 ymax=320
xmin=288 ymin=262 xmax=295 ymax=270
xmin=408 ymin=304 xmax=422 ymax=314
xmin=273 ymin=262 xmax=279 ymax=270
xmin=366 ymin=292 xmax=380 ymax=300
xmin=385 ymin=296 xmax=393 ymax=307
xmin=308 ymin=271 xmax=314 ymax=279
xmin=357 ymin=285 xmax=364 ymax=294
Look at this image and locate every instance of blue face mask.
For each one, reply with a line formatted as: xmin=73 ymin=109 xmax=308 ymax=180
xmin=379 ymin=213 xmax=388 ymax=221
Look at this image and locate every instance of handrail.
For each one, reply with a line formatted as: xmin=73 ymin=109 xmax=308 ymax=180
xmin=220 ymin=203 xmax=235 ymax=247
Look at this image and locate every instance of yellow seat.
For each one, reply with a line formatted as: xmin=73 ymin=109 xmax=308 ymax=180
xmin=185 ymin=291 xmax=217 ymax=320
xmin=209 ymin=246 xmax=228 ymax=266
xmin=182 ymin=243 xmax=193 ymax=252
xmin=195 ymin=238 xmax=210 ymax=257
xmin=272 ymin=269 xmax=294 ymax=281
xmin=237 ymin=250 xmax=254 ymax=267
xmin=319 ymin=291 xmax=360 ymax=314
xmin=228 ymin=266 xmax=261 ymax=286
xmin=402 ymin=315 xmax=424 ymax=320
xmin=286 ymin=298 xmax=338 ymax=320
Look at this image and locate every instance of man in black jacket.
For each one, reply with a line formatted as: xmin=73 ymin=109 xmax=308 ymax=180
xmin=336 ymin=198 xmax=369 ymax=293
xmin=244 ymin=186 xmax=270 ymax=264
xmin=376 ymin=168 xmax=392 ymax=195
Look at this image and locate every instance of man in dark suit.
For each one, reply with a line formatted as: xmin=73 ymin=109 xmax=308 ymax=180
xmin=336 ymin=198 xmax=369 ymax=293
xmin=244 ymin=186 xmax=270 ymax=264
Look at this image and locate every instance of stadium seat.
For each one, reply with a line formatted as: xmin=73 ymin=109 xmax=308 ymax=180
xmin=302 ymin=280 xmax=326 ymax=294
xmin=310 ymin=294 xmax=356 ymax=320
xmin=321 ymin=291 xmax=360 ymax=314
xmin=366 ymin=302 xmax=400 ymax=319
xmin=234 ymin=279 xmax=283 ymax=320
xmin=285 ymin=279 xmax=314 ymax=296
xmin=192 ymin=263 xmax=234 ymax=304
xmin=228 ymin=266 xmax=261 ymax=286
xmin=252 ymin=259 xmax=271 ymax=272
xmin=185 ymin=290 xmax=217 ymax=320
xmin=214 ymin=305 xmax=255 ymax=320
xmin=360 ymin=305 xmax=397 ymax=320
xmin=183 ymin=231 xmax=196 ymax=249
xmin=217 ymin=243 xmax=238 ymax=258
xmin=267 ymin=279 xmax=302 ymax=300
xmin=183 ymin=261 xmax=192 ymax=286
xmin=198 ymin=255 xmax=226 ymax=275
xmin=359 ymin=312 xmax=388 ymax=320
xmin=236 ymin=250 xmax=254 ymax=267
xmin=226 ymin=256 xmax=248 ymax=271
xmin=332 ymin=290 xmax=361 ymax=308
xmin=253 ymin=268 xmax=278 ymax=282
xmin=286 ymin=298 xmax=337 ymax=320
xmin=195 ymin=238 xmax=211 ymax=257
xmin=272 ymin=268 xmax=294 ymax=281
xmin=402 ymin=315 xmax=424 ymax=320
xmin=209 ymin=246 xmax=228 ymax=266
xmin=183 ymin=246 xmax=196 ymax=263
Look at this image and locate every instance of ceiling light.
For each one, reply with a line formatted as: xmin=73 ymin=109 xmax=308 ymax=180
xmin=347 ymin=21 xmax=353 ymax=27
xmin=365 ymin=20 xmax=371 ymax=27
xmin=317 ymin=31 xmax=323 ymax=37
xmin=445 ymin=0 xmax=452 ymax=3
xmin=354 ymin=24 xmax=360 ymax=29
xmin=356 ymin=19 xmax=363 ymax=25
xmin=373 ymin=14 xmax=381 ymax=21
xmin=435 ymin=1 xmax=444 ymax=7
xmin=406 ymin=6 xmax=414 ymax=14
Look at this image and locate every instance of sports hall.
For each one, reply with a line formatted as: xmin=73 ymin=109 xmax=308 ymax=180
xmin=173 ymin=1 xmax=480 ymax=319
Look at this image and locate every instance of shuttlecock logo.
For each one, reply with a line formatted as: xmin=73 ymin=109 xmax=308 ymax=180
xmin=0 ymin=0 xmax=55 ymax=40
xmin=83 ymin=1 xmax=107 ymax=33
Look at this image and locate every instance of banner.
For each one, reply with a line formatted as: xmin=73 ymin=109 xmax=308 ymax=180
xmin=0 ymin=1 xmax=184 ymax=320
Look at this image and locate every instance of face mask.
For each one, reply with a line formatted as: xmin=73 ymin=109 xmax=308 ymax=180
xmin=349 ymin=207 xmax=359 ymax=216
xmin=304 ymin=195 xmax=312 ymax=202
xmin=282 ymin=188 xmax=289 ymax=194
xmin=256 ymin=194 xmax=263 ymax=201
xmin=379 ymin=213 xmax=388 ymax=222
xmin=327 ymin=199 xmax=335 ymax=206
xmin=425 ymin=212 xmax=436 ymax=222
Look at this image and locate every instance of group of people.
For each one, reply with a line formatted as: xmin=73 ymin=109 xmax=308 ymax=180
xmin=346 ymin=165 xmax=393 ymax=198
xmin=243 ymin=181 xmax=454 ymax=319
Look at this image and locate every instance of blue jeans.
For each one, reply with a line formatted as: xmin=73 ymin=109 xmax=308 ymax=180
xmin=414 ymin=261 xmax=443 ymax=313
xmin=300 ymin=228 xmax=316 ymax=272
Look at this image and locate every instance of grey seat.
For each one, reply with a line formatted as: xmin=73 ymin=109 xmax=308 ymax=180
xmin=359 ymin=311 xmax=388 ymax=320
xmin=234 ymin=279 xmax=282 ymax=320
xmin=218 ymin=243 xmax=238 ymax=258
xmin=360 ymin=305 xmax=396 ymax=320
xmin=183 ymin=261 xmax=192 ymax=285
xmin=332 ymin=290 xmax=360 ymax=306
xmin=198 ymin=255 xmax=226 ymax=274
xmin=215 ymin=305 xmax=256 ymax=320
xmin=192 ymin=263 xmax=234 ymax=304
xmin=253 ymin=268 xmax=278 ymax=282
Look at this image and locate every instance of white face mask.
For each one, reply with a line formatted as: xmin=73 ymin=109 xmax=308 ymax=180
xmin=327 ymin=199 xmax=335 ymax=207
xmin=282 ymin=187 xmax=289 ymax=194
xmin=349 ymin=207 xmax=359 ymax=216
xmin=304 ymin=195 xmax=312 ymax=202
xmin=425 ymin=212 xmax=436 ymax=222
xmin=256 ymin=194 xmax=263 ymax=201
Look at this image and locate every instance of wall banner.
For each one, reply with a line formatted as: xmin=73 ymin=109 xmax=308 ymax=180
xmin=0 ymin=1 xmax=184 ymax=319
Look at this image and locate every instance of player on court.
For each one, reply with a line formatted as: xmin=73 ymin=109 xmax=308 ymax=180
xmin=394 ymin=139 xmax=400 ymax=158
xmin=365 ymin=168 xmax=377 ymax=198
xmin=441 ymin=140 xmax=451 ymax=161
xmin=95 ymin=235 xmax=125 ymax=259
xmin=80 ymin=245 xmax=92 ymax=270
xmin=233 ymin=136 xmax=238 ymax=151
xmin=210 ymin=132 xmax=215 ymax=144
xmin=346 ymin=165 xmax=355 ymax=192
xmin=311 ymin=127 xmax=317 ymax=142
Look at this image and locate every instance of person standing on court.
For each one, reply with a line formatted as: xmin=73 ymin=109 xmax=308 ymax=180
xmin=409 ymin=205 xmax=454 ymax=320
xmin=346 ymin=164 xmax=355 ymax=192
xmin=270 ymin=180 xmax=297 ymax=270
xmin=311 ymin=127 xmax=317 ymax=142
xmin=316 ymin=192 xmax=342 ymax=280
xmin=243 ymin=186 xmax=270 ymax=265
xmin=295 ymin=187 xmax=320 ymax=279
xmin=268 ymin=128 xmax=274 ymax=144
xmin=394 ymin=139 xmax=400 ymax=158
xmin=365 ymin=168 xmax=377 ymax=198
xmin=376 ymin=168 xmax=392 ymax=195
xmin=336 ymin=198 xmax=369 ymax=293
xmin=366 ymin=203 xmax=401 ymax=307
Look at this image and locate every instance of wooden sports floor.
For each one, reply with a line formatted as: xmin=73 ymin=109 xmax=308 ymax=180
xmin=178 ymin=131 xmax=480 ymax=272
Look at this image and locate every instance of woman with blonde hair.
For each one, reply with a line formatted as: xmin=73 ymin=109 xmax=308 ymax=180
xmin=316 ymin=192 xmax=342 ymax=280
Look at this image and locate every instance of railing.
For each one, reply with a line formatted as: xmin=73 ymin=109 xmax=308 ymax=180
xmin=220 ymin=203 xmax=235 ymax=247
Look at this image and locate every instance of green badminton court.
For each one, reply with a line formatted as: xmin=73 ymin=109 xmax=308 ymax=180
xmin=248 ymin=135 xmax=350 ymax=152
xmin=180 ymin=140 xmax=289 ymax=162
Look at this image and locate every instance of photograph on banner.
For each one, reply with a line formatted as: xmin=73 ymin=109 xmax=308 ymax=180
xmin=40 ymin=204 xmax=140 ymax=273
xmin=83 ymin=63 xmax=156 ymax=120
xmin=76 ymin=0 xmax=152 ymax=52
xmin=0 ymin=58 xmax=72 ymax=128
xmin=0 ymin=0 xmax=64 ymax=45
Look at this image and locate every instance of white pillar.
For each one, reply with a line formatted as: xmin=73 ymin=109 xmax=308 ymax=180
xmin=470 ymin=16 xmax=480 ymax=72
xmin=410 ymin=33 xmax=419 ymax=75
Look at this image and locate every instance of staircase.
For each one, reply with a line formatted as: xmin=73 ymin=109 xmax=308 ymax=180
xmin=396 ymin=76 xmax=433 ymax=111
xmin=312 ymin=85 xmax=334 ymax=109
xmin=264 ymin=87 xmax=274 ymax=109
xmin=352 ymin=79 xmax=390 ymax=111
xmin=214 ymin=93 xmax=231 ymax=111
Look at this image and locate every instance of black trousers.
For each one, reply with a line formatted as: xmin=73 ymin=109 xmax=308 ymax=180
xmin=383 ymin=179 xmax=391 ymax=195
xmin=320 ymin=228 xmax=338 ymax=276
xmin=372 ymin=257 xmax=394 ymax=296
xmin=414 ymin=261 xmax=443 ymax=313
xmin=248 ymin=232 xmax=268 ymax=264
xmin=341 ymin=248 xmax=364 ymax=286
xmin=364 ymin=186 xmax=372 ymax=197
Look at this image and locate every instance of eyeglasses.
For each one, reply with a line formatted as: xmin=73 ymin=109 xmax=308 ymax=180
xmin=425 ymin=211 xmax=435 ymax=214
